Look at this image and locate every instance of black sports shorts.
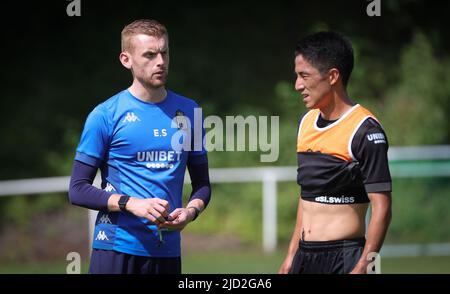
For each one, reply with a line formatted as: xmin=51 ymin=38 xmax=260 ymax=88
xmin=89 ymin=249 xmax=181 ymax=274
xmin=289 ymin=237 xmax=365 ymax=274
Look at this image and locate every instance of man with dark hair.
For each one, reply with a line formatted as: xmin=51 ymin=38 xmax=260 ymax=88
xmin=279 ymin=31 xmax=392 ymax=274
xmin=69 ymin=19 xmax=211 ymax=274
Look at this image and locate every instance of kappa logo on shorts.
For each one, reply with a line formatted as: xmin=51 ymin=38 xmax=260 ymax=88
xmin=98 ymin=214 xmax=112 ymax=224
xmin=95 ymin=230 xmax=109 ymax=241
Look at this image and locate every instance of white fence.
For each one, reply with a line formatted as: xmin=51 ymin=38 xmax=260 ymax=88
xmin=1 ymin=145 xmax=450 ymax=255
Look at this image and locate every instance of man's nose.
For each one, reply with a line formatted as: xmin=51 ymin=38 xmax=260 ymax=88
xmin=295 ymin=78 xmax=305 ymax=92
xmin=156 ymin=53 xmax=165 ymax=67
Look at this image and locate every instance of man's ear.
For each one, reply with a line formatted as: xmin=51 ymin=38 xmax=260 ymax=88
xmin=119 ymin=52 xmax=132 ymax=69
xmin=328 ymin=68 xmax=340 ymax=86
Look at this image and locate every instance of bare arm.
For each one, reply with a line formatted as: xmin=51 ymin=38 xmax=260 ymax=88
xmin=350 ymin=192 xmax=392 ymax=274
xmin=279 ymin=197 xmax=303 ymax=274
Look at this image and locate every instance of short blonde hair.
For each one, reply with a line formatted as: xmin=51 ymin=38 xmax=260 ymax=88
xmin=121 ymin=19 xmax=168 ymax=52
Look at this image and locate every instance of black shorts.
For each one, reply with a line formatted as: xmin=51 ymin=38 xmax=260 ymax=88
xmin=89 ymin=249 xmax=181 ymax=274
xmin=289 ymin=237 xmax=365 ymax=274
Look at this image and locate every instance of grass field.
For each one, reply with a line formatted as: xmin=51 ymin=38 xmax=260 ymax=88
xmin=0 ymin=251 xmax=449 ymax=274
xmin=183 ymin=251 xmax=450 ymax=274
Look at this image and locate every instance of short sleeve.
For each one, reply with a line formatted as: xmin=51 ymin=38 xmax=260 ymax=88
xmin=351 ymin=118 xmax=392 ymax=193
xmin=75 ymin=105 xmax=111 ymax=167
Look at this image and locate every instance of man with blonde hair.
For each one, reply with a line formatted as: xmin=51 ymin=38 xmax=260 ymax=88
xmin=69 ymin=19 xmax=211 ymax=274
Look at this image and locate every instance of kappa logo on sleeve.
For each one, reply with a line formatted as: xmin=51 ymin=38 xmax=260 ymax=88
xmin=367 ymin=133 xmax=386 ymax=144
xmin=104 ymin=183 xmax=116 ymax=192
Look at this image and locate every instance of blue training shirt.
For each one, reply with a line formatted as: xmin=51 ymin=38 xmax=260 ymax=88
xmin=75 ymin=89 xmax=207 ymax=257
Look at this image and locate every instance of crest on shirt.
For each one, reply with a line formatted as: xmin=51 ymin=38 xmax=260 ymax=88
xmin=175 ymin=110 xmax=188 ymax=130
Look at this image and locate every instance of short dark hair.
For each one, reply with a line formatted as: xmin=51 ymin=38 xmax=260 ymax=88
xmin=295 ymin=31 xmax=354 ymax=87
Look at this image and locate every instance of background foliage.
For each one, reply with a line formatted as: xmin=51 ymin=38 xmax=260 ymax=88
xmin=1 ymin=0 xmax=450 ymax=257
